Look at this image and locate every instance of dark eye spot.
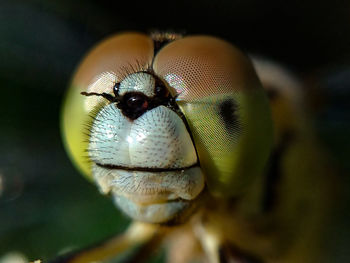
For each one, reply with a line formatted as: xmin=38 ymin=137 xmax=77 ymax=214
xmin=155 ymin=86 xmax=166 ymax=96
xmin=118 ymin=92 xmax=149 ymax=120
xmin=218 ymin=99 xmax=240 ymax=135
xmin=113 ymin=82 xmax=120 ymax=97
xmin=154 ymin=78 xmax=169 ymax=98
xmin=126 ymin=95 xmax=148 ymax=110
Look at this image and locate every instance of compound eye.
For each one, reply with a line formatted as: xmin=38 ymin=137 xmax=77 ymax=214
xmin=120 ymin=93 xmax=149 ymax=119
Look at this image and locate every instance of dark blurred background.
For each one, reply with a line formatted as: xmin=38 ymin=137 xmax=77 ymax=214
xmin=0 ymin=0 xmax=350 ymax=262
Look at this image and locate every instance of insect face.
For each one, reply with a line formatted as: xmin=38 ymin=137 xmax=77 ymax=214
xmin=61 ymin=32 xmax=273 ymax=224
xmin=87 ymin=71 xmax=205 ymax=223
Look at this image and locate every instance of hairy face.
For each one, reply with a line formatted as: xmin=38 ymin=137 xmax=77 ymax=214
xmin=87 ymin=72 xmax=205 ymax=223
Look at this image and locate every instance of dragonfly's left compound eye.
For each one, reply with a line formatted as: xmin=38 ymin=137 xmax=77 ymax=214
xmin=61 ymin=32 xmax=273 ymax=224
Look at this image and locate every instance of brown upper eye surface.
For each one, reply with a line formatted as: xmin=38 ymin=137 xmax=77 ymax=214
xmin=153 ymin=36 xmax=260 ymax=101
xmin=72 ymin=32 xmax=154 ymax=91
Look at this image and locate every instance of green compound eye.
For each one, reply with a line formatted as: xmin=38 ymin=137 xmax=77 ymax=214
xmin=61 ymin=33 xmax=154 ymax=180
xmin=153 ymin=36 xmax=273 ymax=198
xmin=61 ymin=32 xmax=273 ymax=224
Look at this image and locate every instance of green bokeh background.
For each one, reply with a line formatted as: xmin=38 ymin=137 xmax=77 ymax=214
xmin=0 ymin=0 xmax=350 ymax=262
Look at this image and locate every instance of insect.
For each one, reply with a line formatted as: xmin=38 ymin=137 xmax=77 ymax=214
xmin=57 ymin=32 xmax=337 ymax=262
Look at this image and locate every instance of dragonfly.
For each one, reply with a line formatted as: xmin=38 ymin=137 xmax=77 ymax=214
xmin=54 ymin=32 xmax=340 ymax=263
